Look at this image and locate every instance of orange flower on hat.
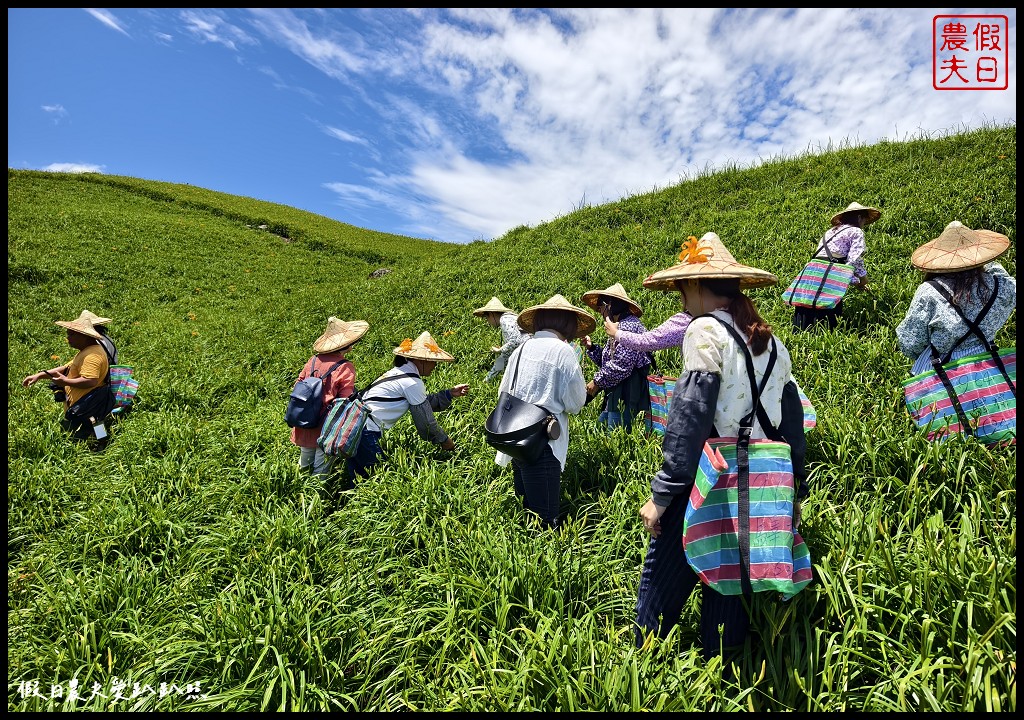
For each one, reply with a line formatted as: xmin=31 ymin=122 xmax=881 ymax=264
xmin=425 ymin=340 xmax=442 ymax=353
xmin=399 ymin=339 xmax=413 ymax=352
xmin=679 ymin=236 xmax=713 ymax=264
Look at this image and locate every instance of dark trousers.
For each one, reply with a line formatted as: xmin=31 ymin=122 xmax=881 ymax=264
xmin=793 ymin=301 xmax=843 ymax=331
xmin=344 ymin=429 xmax=382 ymax=489
xmin=511 ymin=443 xmax=562 ymax=529
xmin=634 ymin=493 xmax=750 ymax=659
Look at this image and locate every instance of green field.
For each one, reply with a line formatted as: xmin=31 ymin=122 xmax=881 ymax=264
xmin=7 ymin=122 xmax=1016 ymax=711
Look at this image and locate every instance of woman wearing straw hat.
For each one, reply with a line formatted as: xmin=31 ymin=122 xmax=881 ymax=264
xmin=473 ymin=297 xmax=530 ymax=382
xmin=581 ymin=283 xmax=652 ymax=430
xmin=495 ymin=295 xmax=592 ymax=529
xmin=290 ymin=317 xmax=368 ymax=480
xmin=346 ymin=332 xmax=469 ymax=486
xmin=896 ymin=221 xmax=1016 ymax=376
xmin=22 ymin=310 xmax=115 ymax=445
xmin=634 ymin=233 xmax=809 ymax=660
xmin=793 ymin=201 xmax=881 ymax=331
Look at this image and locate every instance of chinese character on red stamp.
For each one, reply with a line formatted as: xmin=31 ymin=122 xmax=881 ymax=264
xmin=933 ymin=14 xmax=1009 ymax=90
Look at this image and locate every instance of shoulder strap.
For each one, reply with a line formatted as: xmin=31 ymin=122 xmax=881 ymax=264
xmin=703 ymin=314 xmax=782 ymax=440
xmin=315 ymin=359 xmax=348 ymax=380
xmin=359 ymin=371 xmax=420 ymax=403
xmin=926 ymin=276 xmax=1000 ymax=362
xmin=814 ymin=227 xmax=840 ymax=263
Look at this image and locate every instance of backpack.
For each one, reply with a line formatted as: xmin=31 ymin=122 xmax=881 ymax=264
xmin=318 ymin=372 xmax=418 ymax=457
xmin=285 ymin=358 xmax=348 ymax=429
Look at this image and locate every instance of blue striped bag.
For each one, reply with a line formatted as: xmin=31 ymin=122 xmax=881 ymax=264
xmin=647 ymin=374 xmax=677 ymax=436
xmin=318 ymin=396 xmax=369 ymax=458
xmin=108 ymin=365 xmax=139 ymax=416
xmin=682 ymin=439 xmax=813 ymax=599
xmin=903 ymin=349 xmax=1016 ymax=445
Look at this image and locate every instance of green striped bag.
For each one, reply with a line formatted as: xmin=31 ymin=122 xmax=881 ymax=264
xmin=682 ymin=439 xmax=812 ymax=599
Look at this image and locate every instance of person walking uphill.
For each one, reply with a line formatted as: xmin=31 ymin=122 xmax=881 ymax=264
xmin=473 ymin=296 xmax=529 ymax=382
xmin=634 ymin=232 xmax=809 ymax=661
xmin=581 ymin=283 xmax=652 ymax=430
xmin=289 ymin=316 xmax=368 ymax=482
xmin=346 ymin=332 xmax=469 ymax=487
xmin=493 ymin=294 xmax=592 ymax=529
xmin=792 ymin=201 xmax=881 ymax=331
xmin=22 ymin=311 xmax=115 ymax=448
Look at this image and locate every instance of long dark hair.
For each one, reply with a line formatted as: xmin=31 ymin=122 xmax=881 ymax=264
xmin=925 ymin=267 xmax=988 ymax=305
xmin=702 ymin=278 xmax=773 ymax=355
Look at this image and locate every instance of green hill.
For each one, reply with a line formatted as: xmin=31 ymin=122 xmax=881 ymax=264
xmin=7 ymin=122 xmax=1016 ymax=711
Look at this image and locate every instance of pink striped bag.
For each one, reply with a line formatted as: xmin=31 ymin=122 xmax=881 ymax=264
xmin=682 ymin=439 xmax=812 ymax=599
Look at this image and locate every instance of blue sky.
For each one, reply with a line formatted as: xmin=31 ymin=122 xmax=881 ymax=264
xmin=8 ymin=8 xmax=1017 ymax=244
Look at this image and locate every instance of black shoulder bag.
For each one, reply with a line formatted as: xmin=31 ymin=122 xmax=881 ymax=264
xmin=483 ymin=341 xmax=556 ymax=464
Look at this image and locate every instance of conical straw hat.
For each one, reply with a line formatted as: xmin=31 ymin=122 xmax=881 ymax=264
xmin=581 ymin=282 xmax=643 ymax=317
xmin=55 ymin=310 xmax=103 ymax=340
xmin=81 ymin=310 xmax=113 ymax=326
xmin=642 ymin=232 xmax=778 ymax=291
xmin=517 ymin=294 xmax=597 ymax=339
xmin=911 ymin=221 xmax=1010 ymax=272
xmin=831 ymin=201 xmax=882 ymax=227
xmin=393 ymin=331 xmax=455 ymax=362
xmin=313 ymin=316 xmax=369 ymax=353
xmin=473 ymin=297 xmax=515 ymax=317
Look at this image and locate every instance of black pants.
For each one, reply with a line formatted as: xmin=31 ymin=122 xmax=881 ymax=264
xmin=634 ymin=492 xmax=750 ymax=659
xmin=793 ymin=300 xmax=843 ymax=332
xmin=511 ymin=443 xmax=562 ymax=529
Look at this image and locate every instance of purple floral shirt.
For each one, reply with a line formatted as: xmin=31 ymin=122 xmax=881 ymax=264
xmin=815 ymin=224 xmax=867 ymax=279
xmin=613 ymin=312 xmax=692 ymax=362
xmin=587 ymin=314 xmax=651 ymax=389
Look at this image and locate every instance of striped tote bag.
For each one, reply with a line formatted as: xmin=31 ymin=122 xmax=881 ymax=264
xmin=682 ymin=439 xmax=813 ymax=599
xmin=782 ymin=259 xmax=856 ymax=310
xmin=646 ymin=374 xmax=677 ymax=436
xmin=317 ymin=396 xmax=370 ymax=458
xmin=108 ymin=365 xmax=139 ymax=415
xmin=903 ymin=348 xmax=1016 ymax=445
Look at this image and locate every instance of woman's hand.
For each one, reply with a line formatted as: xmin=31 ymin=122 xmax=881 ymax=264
xmin=450 ymin=384 xmax=470 ymax=398
xmin=604 ymin=318 xmax=619 ymax=338
xmin=22 ymin=372 xmax=44 ymax=388
xmin=440 ymin=438 xmax=456 ymax=452
xmin=586 ymin=380 xmax=598 ymax=396
xmin=582 ymin=335 xmax=592 ymax=348
xmin=640 ymin=498 xmax=666 ymax=538
xmin=792 ymin=499 xmax=803 ymax=531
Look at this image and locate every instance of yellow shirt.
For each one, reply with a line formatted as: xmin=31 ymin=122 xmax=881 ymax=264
xmin=66 ymin=344 xmax=109 ymax=407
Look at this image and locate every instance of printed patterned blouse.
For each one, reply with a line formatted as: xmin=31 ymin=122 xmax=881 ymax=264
xmin=586 ymin=314 xmax=651 ymax=389
xmin=815 ymin=223 xmax=867 ymax=280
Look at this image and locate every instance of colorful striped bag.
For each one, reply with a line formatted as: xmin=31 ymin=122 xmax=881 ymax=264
xmin=647 ymin=374 xmax=677 ymax=436
xmin=108 ymin=365 xmax=139 ymax=416
xmin=681 ymin=315 xmax=813 ymax=600
xmin=318 ymin=395 xmax=371 ymax=458
xmin=903 ymin=350 xmax=1016 ymax=444
xmin=682 ymin=439 xmax=812 ymax=599
xmin=902 ymin=277 xmax=1016 ymax=445
xmin=317 ymin=371 xmax=417 ymax=457
xmin=782 ymin=236 xmax=855 ymax=310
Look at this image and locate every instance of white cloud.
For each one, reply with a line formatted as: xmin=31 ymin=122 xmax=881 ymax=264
xmin=83 ymin=8 xmax=129 ymax=36
xmin=43 ymin=163 xmax=104 ymax=174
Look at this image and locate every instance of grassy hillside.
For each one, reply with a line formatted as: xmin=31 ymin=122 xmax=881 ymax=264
xmin=7 ymin=123 xmax=1016 ymax=711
